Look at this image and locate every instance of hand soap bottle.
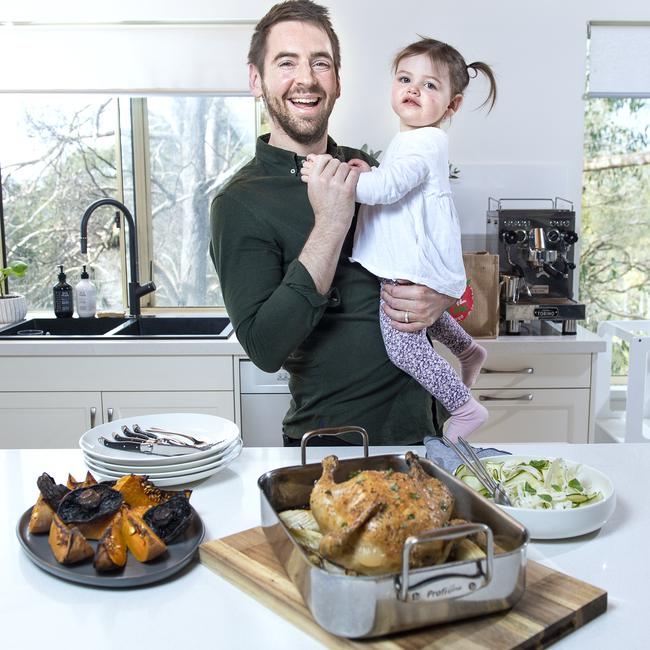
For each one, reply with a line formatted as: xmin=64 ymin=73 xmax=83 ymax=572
xmin=75 ymin=265 xmax=97 ymax=318
xmin=53 ymin=265 xmax=74 ymax=318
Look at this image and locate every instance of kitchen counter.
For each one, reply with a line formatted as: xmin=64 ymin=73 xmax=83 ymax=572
xmin=0 ymin=322 xmax=605 ymax=356
xmin=2 ymin=442 xmax=646 ymax=649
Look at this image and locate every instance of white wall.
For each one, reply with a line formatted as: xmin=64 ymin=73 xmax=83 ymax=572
xmin=3 ymin=0 xmax=649 ymax=243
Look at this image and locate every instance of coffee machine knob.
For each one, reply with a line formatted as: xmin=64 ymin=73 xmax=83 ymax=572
xmin=563 ymin=230 xmax=579 ymax=244
xmin=502 ymin=230 xmax=518 ymax=244
xmin=546 ymin=229 xmax=561 ymax=244
xmin=515 ymin=229 xmax=527 ymax=243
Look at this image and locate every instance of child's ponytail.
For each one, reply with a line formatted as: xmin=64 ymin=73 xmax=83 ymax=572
xmin=467 ymin=61 xmax=497 ymax=112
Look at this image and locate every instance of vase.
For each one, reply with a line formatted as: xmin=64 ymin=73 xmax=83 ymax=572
xmin=0 ymin=294 xmax=27 ymax=324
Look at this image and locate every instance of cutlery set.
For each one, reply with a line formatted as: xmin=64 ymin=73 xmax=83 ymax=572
xmin=99 ymin=424 xmax=221 ymax=456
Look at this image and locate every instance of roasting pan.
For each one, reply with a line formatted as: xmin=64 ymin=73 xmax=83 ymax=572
xmin=257 ymin=428 xmax=529 ymax=638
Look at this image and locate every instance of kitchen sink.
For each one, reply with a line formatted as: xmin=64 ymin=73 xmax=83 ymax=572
xmin=0 ymin=317 xmax=129 ymax=337
xmin=0 ymin=316 xmax=232 ymax=339
xmin=110 ymin=316 xmax=233 ymax=338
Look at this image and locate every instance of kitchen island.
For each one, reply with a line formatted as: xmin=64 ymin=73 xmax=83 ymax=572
xmin=2 ymin=442 xmax=646 ymax=649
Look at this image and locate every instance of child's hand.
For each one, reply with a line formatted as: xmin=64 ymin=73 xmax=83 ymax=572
xmin=347 ymin=158 xmax=372 ymax=173
xmin=301 ymin=153 xmax=333 ymax=183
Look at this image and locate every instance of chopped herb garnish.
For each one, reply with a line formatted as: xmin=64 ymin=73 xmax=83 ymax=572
xmin=348 ymin=470 xmax=361 ymax=479
xmin=390 ymin=483 xmax=399 ymax=492
xmin=539 ymin=494 xmax=552 ymax=502
xmin=356 ymin=477 xmax=366 ymax=484
xmin=439 ymin=501 xmax=448 ymax=512
xmin=409 ymin=492 xmax=421 ymax=500
xmin=340 ymin=522 xmax=347 ymax=528
xmin=568 ymin=478 xmax=583 ymax=491
xmin=407 ymin=513 xmax=416 ymax=520
xmin=384 ymin=468 xmax=394 ymax=477
xmin=551 ymin=484 xmax=562 ymax=492
xmin=529 ymin=460 xmax=550 ymax=471
xmin=524 ymin=482 xmax=537 ymax=495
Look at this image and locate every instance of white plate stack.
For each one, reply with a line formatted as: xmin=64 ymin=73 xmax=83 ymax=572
xmin=79 ymin=413 xmax=242 ymax=486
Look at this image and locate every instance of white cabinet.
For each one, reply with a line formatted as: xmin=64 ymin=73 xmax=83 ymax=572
xmin=436 ymin=347 xmax=597 ymax=443
xmin=101 ymin=391 xmax=234 ymax=422
xmin=0 ymin=391 xmax=102 ymax=448
xmin=0 ymin=352 xmax=235 ymax=449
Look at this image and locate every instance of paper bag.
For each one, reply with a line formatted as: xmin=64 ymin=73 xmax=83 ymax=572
xmin=448 ymin=252 xmax=499 ymax=338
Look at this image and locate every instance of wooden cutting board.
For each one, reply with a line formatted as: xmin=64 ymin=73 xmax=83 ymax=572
xmin=199 ymin=527 xmax=606 ymax=649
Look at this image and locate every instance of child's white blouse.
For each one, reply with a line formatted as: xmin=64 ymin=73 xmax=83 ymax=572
xmin=351 ymin=127 xmax=466 ymax=299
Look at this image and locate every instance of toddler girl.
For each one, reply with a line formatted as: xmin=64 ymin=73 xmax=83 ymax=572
xmin=302 ymin=38 xmax=496 ymax=443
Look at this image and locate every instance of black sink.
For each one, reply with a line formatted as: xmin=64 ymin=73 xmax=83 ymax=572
xmin=109 ymin=316 xmax=233 ymax=338
xmin=0 ymin=317 xmax=129 ymax=337
xmin=0 ymin=316 xmax=232 ymax=339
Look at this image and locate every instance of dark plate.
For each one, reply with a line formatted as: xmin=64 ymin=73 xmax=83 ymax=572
xmin=16 ymin=506 xmax=204 ymax=587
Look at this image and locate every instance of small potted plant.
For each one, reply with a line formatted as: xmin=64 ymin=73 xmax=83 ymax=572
xmin=0 ymin=261 xmax=28 ymax=324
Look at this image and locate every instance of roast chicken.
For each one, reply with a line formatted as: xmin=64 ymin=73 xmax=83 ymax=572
xmin=309 ymin=452 xmax=458 ymax=574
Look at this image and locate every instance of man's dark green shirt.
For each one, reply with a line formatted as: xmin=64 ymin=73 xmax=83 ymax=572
xmin=210 ymin=134 xmax=443 ymax=444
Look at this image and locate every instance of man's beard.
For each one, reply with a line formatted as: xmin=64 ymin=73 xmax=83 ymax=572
xmin=261 ymin=80 xmax=335 ymax=146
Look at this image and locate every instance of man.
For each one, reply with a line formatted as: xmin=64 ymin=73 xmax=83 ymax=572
xmin=210 ymin=0 xmax=454 ymax=445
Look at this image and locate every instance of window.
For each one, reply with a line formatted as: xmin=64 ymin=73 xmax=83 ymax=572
xmin=0 ymin=94 xmax=262 ymax=312
xmin=0 ymin=20 xmax=258 ymax=314
xmin=582 ymin=23 xmax=650 ymax=377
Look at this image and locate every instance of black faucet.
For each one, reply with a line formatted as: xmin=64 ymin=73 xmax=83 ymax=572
xmin=80 ymin=198 xmax=156 ymax=317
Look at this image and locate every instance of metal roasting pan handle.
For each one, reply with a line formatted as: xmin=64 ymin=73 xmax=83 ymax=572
xmin=397 ymin=523 xmax=494 ymax=602
xmin=300 ymin=426 xmax=369 ymax=465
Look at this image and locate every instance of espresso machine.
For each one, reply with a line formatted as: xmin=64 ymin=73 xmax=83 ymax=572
xmin=486 ymin=197 xmax=586 ymax=335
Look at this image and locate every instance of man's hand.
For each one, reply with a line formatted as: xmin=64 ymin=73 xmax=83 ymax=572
xmin=298 ymin=155 xmax=360 ymax=295
xmin=381 ymin=281 xmax=456 ymax=331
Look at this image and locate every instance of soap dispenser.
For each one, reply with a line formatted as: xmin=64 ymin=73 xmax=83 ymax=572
xmin=53 ymin=265 xmax=74 ymax=318
xmin=75 ymin=265 xmax=97 ymax=318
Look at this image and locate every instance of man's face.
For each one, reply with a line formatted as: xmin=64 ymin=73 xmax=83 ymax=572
xmin=249 ymin=20 xmax=340 ymax=150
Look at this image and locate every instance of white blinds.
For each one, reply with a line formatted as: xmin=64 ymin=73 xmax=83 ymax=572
xmin=0 ymin=22 xmax=255 ymax=94
xmin=587 ymin=22 xmax=650 ymax=98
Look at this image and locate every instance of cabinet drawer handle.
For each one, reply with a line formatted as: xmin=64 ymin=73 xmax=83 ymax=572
xmin=480 ymin=367 xmax=534 ymax=375
xmin=90 ymin=407 xmax=96 ymax=428
xmin=479 ymin=394 xmax=533 ymax=402
xmin=107 ymin=407 xmax=114 ymax=422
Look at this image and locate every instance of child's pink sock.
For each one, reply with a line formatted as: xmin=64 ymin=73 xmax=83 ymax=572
xmin=457 ymin=342 xmax=487 ymax=387
xmin=445 ymin=397 xmax=488 ymax=443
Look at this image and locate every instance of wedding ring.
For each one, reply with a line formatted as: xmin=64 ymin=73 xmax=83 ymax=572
xmin=404 ymin=311 xmax=410 ymax=324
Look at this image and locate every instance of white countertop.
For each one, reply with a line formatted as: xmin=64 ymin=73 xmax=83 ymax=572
xmin=0 ymin=324 xmax=605 ymax=356
xmin=2 ymin=442 xmax=646 ymax=649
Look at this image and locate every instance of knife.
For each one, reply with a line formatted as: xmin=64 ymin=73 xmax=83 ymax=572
xmin=98 ymin=436 xmax=207 ymax=456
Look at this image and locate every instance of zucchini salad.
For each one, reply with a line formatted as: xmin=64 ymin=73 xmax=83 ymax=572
xmin=455 ymin=458 xmax=603 ymax=510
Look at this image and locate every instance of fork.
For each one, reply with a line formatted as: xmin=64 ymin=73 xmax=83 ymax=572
xmin=134 ymin=424 xmax=207 ymax=446
xmin=442 ymin=435 xmax=513 ymax=507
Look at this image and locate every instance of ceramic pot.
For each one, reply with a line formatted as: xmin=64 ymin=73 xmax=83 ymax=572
xmin=0 ymin=294 xmax=27 ymax=324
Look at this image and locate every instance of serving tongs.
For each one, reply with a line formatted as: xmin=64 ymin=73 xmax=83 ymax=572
xmin=442 ymin=435 xmax=513 ymax=507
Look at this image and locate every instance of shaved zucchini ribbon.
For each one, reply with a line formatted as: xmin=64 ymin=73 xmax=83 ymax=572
xmin=454 ymin=458 xmax=603 ymax=510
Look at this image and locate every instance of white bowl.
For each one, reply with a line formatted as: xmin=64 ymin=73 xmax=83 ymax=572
xmin=479 ymin=455 xmax=616 ymax=540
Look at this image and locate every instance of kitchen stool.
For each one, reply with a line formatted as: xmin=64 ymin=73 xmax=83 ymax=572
xmin=595 ymin=320 xmax=650 ymax=443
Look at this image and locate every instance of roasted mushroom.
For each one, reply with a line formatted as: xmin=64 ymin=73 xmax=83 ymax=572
xmin=36 ymin=473 xmax=70 ymax=511
xmin=57 ymin=484 xmax=124 ymax=540
xmin=143 ymin=495 xmax=193 ymax=543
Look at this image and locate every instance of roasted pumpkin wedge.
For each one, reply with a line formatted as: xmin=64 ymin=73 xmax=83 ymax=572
xmin=114 ymin=474 xmax=191 ymax=508
xmin=28 ymin=494 xmax=55 ymax=534
xmin=48 ymin=514 xmax=94 ymax=565
xmin=94 ymin=509 xmax=127 ymax=572
xmin=122 ymin=510 xmax=167 ymax=562
xmin=66 ymin=471 xmax=98 ymax=490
